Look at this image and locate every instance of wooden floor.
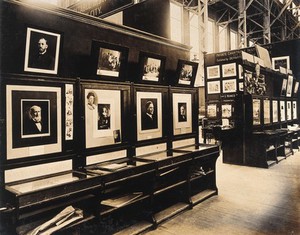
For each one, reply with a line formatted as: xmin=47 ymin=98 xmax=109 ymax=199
xmin=144 ymin=151 xmax=300 ymax=235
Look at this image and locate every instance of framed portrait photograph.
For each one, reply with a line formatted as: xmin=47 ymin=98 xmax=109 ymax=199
xmin=138 ymin=52 xmax=166 ymax=84
xmin=175 ymin=59 xmax=198 ymax=87
xmin=136 ymin=91 xmax=162 ymax=141
xmin=207 ymin=65 xmax=220 ymax=79
xmin=286 ymin=75 xmax=294 ymax=98
xmin=272 ymin=56 xmax=290 ymax=71
xmin=280 ymin=100 xmax=286 ymax=122
xmin=252 ymin=98 xmax=261 ymax=125
xmin=222 ymin=79 xmax=237 ymax=93
xmin=286 ymin=101 xmax=292 ymax=121
xmin=207 ymin=81 xmax=221 ymax=94
xmin=92 ymin=41 xmax=129 ymax=81
xmin=207 ymin=103 xmax=218 ymax=118
xmin=263 ymin=99 xmax=271 ymax=125
xmin=292 ymin=101 xmax=297 ymax=120
xmin=84 ymin=88 xmax=121 ymax=148
xmin=272 ymin=100 xmax=279 ymax=123
xmin=6 ymin=85 xmax=62 ymax=160
xmin=281 ymin=79 xmax=287 ymax=97
xmin=24 ymin=27 xmax=61 ymax=74
xmin=222 ymin=63 xmax=237 ymax=78
xmin=172 ymin=93 xmax=192 ymax=135
xmin=293 ymin=81 xmax=299 ymax=97
xmin=221 ymin=104 xmax=232 ymax=118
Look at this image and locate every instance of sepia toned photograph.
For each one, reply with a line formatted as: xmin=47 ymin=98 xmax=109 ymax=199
xmin=293 ymin=81 xmax=299 ymax=96
xmin=280 ymin=100 xmax=286 ymax=122
xmin=207 ymin=104 xmax=217 ymax=118
xmin=207 ymin=65 xmax=220 ymax=79
xmin=24 ymin=27 xmax=61 ymax=74
xmin=293 ymin=101 xmax=297 ymax=120
xmin=176 ymin=60 xmax=198 ymax=86
xmin=207 ymin=81 xmax=221 ymax=94
xmin=221 ymin=104 xmax=232 ymax=118
xmin=172 ymin=93 xmax=192 ymax=134
xmin=252 ymin=99 xmax=261 ymax=125
xmin=272 ymin=100 xmax=279 ymax=123
xmin=222 ymin=63 xmax=237 ymax=78
xmin=263 ymin=99 xmax=271 ymax=124
xmin=222 ymin=79 xmax=237 ymax=93
xmin=272 ymin=56 xmax=290 ymax=71
xmin=286 ymin=75 xmax=294 ymax=97
xmin=97 ymin=48 xmax=122 ymax=77
xmin=286 ymin=101 xmax=292 ymax=121
xmin=6 ymin=84 xmax=61 ymax=160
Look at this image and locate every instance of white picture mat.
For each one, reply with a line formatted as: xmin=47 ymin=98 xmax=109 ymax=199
xmin=286 ymin=75 xmax=293 ymax=97
xmin=222 ymin=63 xmax=237 ymax=78
xmin=222 ymin=79 xmax=237 ymax=93
xmin=293 ymin=101 xmax=297 ymax=120
xmin=272 ymin=100 xmax=278 ymax=123
xmin=207 ymin=81 xmax=221 ymax=94
xmin=221 ymin=104 xmax=232 ymax=118
xmin=263 ymin=99 xmax=271 ymax=124
xmin=207 ymin=65 xmax=220 ymax=79
xmin=173 ymin=93 xmax=192 ymax=135
xmin=280 ymin=100 xmax=286 ymax=122
xmin=6 ymin=85 xmax=62 ymax=159
xmin=85 ymin=89 xmax=121 ymax=148
xmin=24 ymin=27 xmax=60 ymax=74
xmin=136 ymin=92 xmax=162 ymax=141
xmin=252 ymin=99 xmax=261 ymax=125
xmin=207 ymin=104 xmax=217 ymax=118
xmin=286 ymin=101 xmax=292 ymax=121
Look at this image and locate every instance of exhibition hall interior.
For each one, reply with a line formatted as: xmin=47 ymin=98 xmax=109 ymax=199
xmin=0 ymin=0 xmax=299 ymax=234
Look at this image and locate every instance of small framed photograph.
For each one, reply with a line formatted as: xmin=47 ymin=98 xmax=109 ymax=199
xmin=280 ymin=100 xmax=286 ymax=122
xmin=6 ymin=84 xmax=62 ymax=160
xmin=175 ymin=59 xmax=198 ymax=87
xmin=206 ymin=65 xmax=220 ymax=79
xmin=207 ymin=81 xmax=221 ymax=94
xmin=272 ymin=56 xmax=290 ymax=71
xmin=286 ymin=75 xmax=294 ymax=97
xmin=293 ymin=101 xmax=297 ymax=120
xmin=221 ymin=103 xmax=232 ymax=118
xmin=252 ymin=98 xmax=261 ymax=125
xmin=172 ymin=93 xmax=192 ymax=135
xmin=281 ymin=79 xmax=287 ymax=97
xmin=263 ymin=99 xmax=271 ymax=125
xmin=207 ymin=103 xmax=218 ymax=118
xmin=238 ymin=65 xmax=244 ymax=80
xmin=222 ymin=79 xmax=237 ymax=93
xmin=84 ymin=88 xmax=122 ymax=148
xmin=92 ymin=41 xmax=129 ymax=81
xmin=293 ymin=81 xmax=299 ymax=96
xmin=286 ymin=101 xmax=292 ymax=121
xmin=138 ymin=52 xmax=166 ymax=84
xmin=136 ymin=91 xmax=162 ymax=141
xmin=24 ymin=27 xmax=61 ymax=74
xmin=272 ymin=100 xmax=279 ymax=123
xmin=222 ymin=63 xmax=237 ymax=78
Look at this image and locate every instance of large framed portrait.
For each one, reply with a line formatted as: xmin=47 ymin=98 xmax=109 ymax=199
xmin=175 ymin=59 xmax=198 ymax=87
xmin=24 ymin=27 xmax=61 ymax=74
xmin=263 ymin=99 xmax=271 ymax=125
xmin=292 ymin=101 xmax=297 ymax=120
xmin=222 ymin=63 xmax=237 ymax=78
xmin=222 ymin=79 xmax=237 ymax=93
xmin=84 ymin=88 xmax=122 ymax=148
xmin=172 ymin=93 xmax=192 ymax=135
xmin=272 ymin=56 xmax=290 ymax=71
xmin=136 ymin=91 xmax=162 ymax=141
xmin=91 ymin=41 xmax=129 ymax=81
xmin=280 ymin=100 xmax=286 ymax=122
xmin=137 ymin=52 xmax=166 ymax=84
xmin=206 ymin=65 xmax=220 ymax=79
xmin=252 ymin=98 xmax=261 ymax=125
xmin=286 ymin=75 xmax=294 ymax=98
xmin=207 ymin=81 xmax=221 ymax=94
xmin=272 ymin=100 xmax=279 ymax=123
xmin=6 ymin=85 xmax=62 ymax=160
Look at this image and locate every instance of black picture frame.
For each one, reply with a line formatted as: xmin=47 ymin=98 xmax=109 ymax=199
xmin=91 ymin=41 xmax=129 ymax=81
xmin=137 ymin=51 xmax=166 ymax=84
xmin=24 ymin=27 xmax=61 ymax=75
xmin=175 ymin=59 xmax=198 ymax=87
xmin=6 ymin=84 xmax=62 ymax=160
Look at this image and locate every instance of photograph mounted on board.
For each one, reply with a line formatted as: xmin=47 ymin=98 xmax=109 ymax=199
xmin=138 ymin=52 xmax=166 ymax=84
xmin=6 ymin=84 xmax=62 ymax=160
xmin=24 ymin=27 xmax=61 ymax=74
xmin=207 ymin=65 xmax=220 ymax=79
xmin=92 ymin=41 xmax=128 ymax=81
xmin=136 ymin=91 xmax=162 ymax=141
xmin=175 ymin=59 xmax=198 ymax=87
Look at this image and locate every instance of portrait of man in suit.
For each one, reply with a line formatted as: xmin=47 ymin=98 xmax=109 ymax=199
xmin=23 ymin=101 xmax=49 ymax=136
xmin=141 ymin=99 xmax=158 ymax=131
xmin=178 ymin=103 xmax=187 ymax=122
